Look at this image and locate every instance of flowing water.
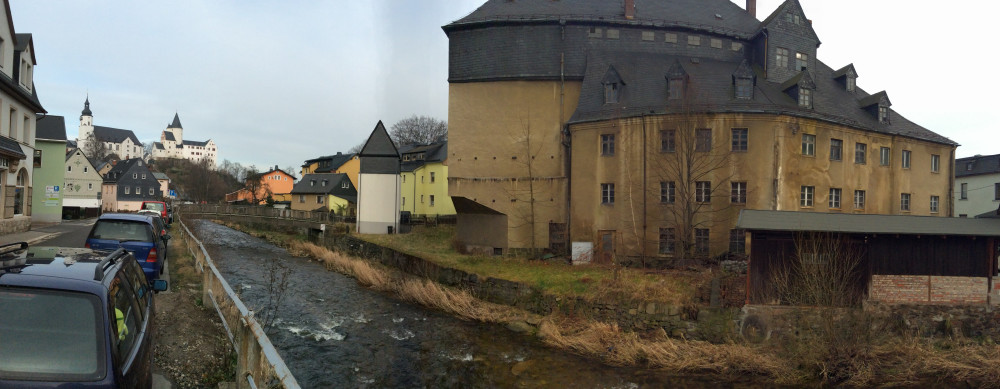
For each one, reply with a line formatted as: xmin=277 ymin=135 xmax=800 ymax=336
xmin=191 ymin=220 xmax=760 ymax=388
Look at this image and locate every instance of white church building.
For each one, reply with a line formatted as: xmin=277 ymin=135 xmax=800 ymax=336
xmin=151 ymin=113 xmax=217 ymax=166
xmin=76 ymin=98 xmax=143 ymax=160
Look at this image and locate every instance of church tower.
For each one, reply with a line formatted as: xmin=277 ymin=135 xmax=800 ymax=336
xmin=78 ymin=96 xmax=95 ymax=152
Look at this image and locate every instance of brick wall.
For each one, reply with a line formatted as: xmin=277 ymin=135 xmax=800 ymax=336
xmin=870 ymin=275 xmax=988 ymax=304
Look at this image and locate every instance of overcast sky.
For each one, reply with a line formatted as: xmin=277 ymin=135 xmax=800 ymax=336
xmin=10 ymin=0 xmax=996 ymax=175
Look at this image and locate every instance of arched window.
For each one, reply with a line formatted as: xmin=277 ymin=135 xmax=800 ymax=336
xmin=14 ymin=168 xmax=27 ymax=215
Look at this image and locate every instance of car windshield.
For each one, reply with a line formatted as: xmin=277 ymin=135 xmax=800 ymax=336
xmin=0 ymin=288 xmax=106 ymax=381
xmin=142 ymin=203 xmax=164 ymax=212
xmin=91 ymin=220 xmax=153 ymax=242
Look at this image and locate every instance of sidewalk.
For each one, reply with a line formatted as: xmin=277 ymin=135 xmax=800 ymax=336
xmin=0 ymin=224 xmax=60 ymax=246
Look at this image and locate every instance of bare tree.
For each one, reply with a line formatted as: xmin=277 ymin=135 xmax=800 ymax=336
xmin=767 ymin=232 xmax=866 ymax=307
xmin=81 ymin=132 xmax=111 ymax=161
xmin=142 ymin=142 xmax=154 ymax=158
xmin=347 ymin=142 xmax=364 ymax=154
xmin=503 ymin=119 xmax=559 ymax=257
xmin=389 ymin=115 xmax=447 ymax=146
xmin=242 ymin=166 xmax=272 ymax=205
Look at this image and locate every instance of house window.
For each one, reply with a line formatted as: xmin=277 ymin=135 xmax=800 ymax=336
xmin=795 ymin=52 xmax=808 ymax=70
xmin=402 ymin=197 xmax=406 ymax=206
xmin=430 ymin=172 xmax=436 ymax=183
xmin=659 ymin=228 xmax=675 ymax=254
xmin=67 ymin=166 xmax=72 ymax=172
xmin=798 ymin=88 xmax=812 ymax=108
xmin=421 ymin=195 xmax=425 ymax=203
xmin=33 ymin=150 xmax=41 ymax=168
xmin=317 ymin=195 xmax=324 ymax=204
xmin=687 ymin=35 xmax=700 ymax=46
xmin=902 ymin=150 xmax=911 ymax=169
xmin=322 ymin=179 xmax=329 ymax=186
xmin=668 ymin=78 xmax=684 ymax=100
xmin=660 ymin=130 xmax=676 ymax=152
xmin=696 ymin=181 xmax=711 ymax=203
xmin=660 ymin=181 xmax=675 ymax=203
xmin=665 ymin=33 xmax=677 ymax=43
xmin=133 ymin=173 xmax=138 ymax=179
xmin=931 ymin=154 xmax=940 ymax=173
xmin=142 ymin=174 xmax=146 ymax=179
xmin=829 ymin=188 xmax=842 ymax=209
xmin=135 ymin=186 xmax=140 ymax=194
xmin=930 ymin=195 xmax=939 ymax=213
xmin=601 ymin=183 xmax=615 ymax=204
xmin=88 ymin=183 xmax=93 ymax=190
xmin=604 ymin=83 xmax=619 ymax=104
xmin=855 ymin=143 xmax=867 ymax=164
xmin=801 ymin=134 xmax=815 ymax=156
xmin=776 ymin=47 xmax=789 ymax=68
xmin=606 ymin=29 xmax=619 ymax=39
xmin=588 ymin=26 xmax=603 ymax=38
xmin=966 ymin=162 xmax=973 ymax=171
xmin=960 ymin=183 xmax=968 ymax=200
xmin=731 ymin=182 xmax=747 ymax=204
xmin=84 ymin=167 xmax=88 ymax=172
xmin=846 ymin=77 xmax=856 ymax=92
xmin=731 ymin=42 xmax=742 ymax=51
xmin=342 ymin=181 xmax=349 ymax=189
xmin=878 ymin=106 xmax=889 ymax=124
xmin=695 ymin=129 xmax=712 ymax=152
xmin=800 ymin=186 xmax=814 ymax=207
xmin=299 ymin=195 xmax=305 ymax=203
xmin=729 ymin=229 xmax=745 ymax=254
xmin=695 ymin=229 xmax=710 ymax=255
xmin=900 ymin=193 xmax=910 ymax=211
xmin=830 ymin=139 xmax=843 ymax=161
xmin=125 ymin=186 xmax=130 ymax=195
xmin=880 ymin=147 xmax=890 ymax=166
xmin=601 ymin=134 xmax=615 ymax=156
xmin=735 ymin=78 xmax=753 ymax=99
xmin=710 ymin=38 xmax=722 ymax=49
xmin=148 ymin=188 xmax=154 ymax=195
xmin=641 ymin=31 xmax=654 ymax=41
xmin=310 ymin=180 xmax=316 ymax=187
xmin=731 ymin=128 xmax=748 ymax=152
xmin=430 ymin=195 xmax=435 ymax=206
xmin=13 ymin=170 xmax=25 ymax=215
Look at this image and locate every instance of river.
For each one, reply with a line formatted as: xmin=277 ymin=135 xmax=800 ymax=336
xmin=191 ymin=220 xmax=757 ymax=388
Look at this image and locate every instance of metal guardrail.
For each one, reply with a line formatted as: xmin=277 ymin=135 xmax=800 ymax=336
xmin=177 ymin=219 xmax=300 ymax=389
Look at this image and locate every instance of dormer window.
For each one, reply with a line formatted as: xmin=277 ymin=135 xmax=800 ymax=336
xmin=310 ymin=180 xmax=316 ymax=186
xmin=860 ymin=91 xmax=892 ymax=124
xmin=846 ymin=77 xmax=855 ymax=92
xmin=966 ymin=162 xmax=973 ymax=171
xmin=732 ymin=60 xmax=755 ymax=100
xmin=798 ymin=89 xmax=812 ymax=108
xmin=781 ymin=69 xmax=815 ymax=109
xmin=601 ymin=65 xmax=625 ymax=104
xmin=666 ymin=60 xmax=688 ymax=101
xmin=604 ymin=83 xmax=619 ymax=103
xmin=878 ymin=106 xmax=888 ymax=123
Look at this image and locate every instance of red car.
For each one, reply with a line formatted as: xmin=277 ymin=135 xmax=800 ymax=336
xmin=140 ymin=201 xmax=169 ymax=224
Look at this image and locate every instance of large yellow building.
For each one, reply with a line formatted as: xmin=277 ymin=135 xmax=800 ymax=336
xmin=443 ymin=0 xmax=957 ymax=262
xmin=400 ymin=142 xmax=456 ymax=217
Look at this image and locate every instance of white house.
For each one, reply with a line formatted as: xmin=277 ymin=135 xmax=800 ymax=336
xmin=76 ymin=97 xmax=144 ymax=160
xmin=955 ymin=154 xmax=1000 ymax=218
xmin=356 ymin=121 xmax=400 ymax=234
xmin=151 ymin=113 xmax=217 ymax=166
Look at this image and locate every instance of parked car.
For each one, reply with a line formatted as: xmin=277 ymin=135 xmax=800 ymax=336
xmin=0 ymin=242 xmax=168 ymax=388
xmin=86 ymin=213 xmax=167 ymax=282
xmin=140 ymin=201 xmax=169 ymax=224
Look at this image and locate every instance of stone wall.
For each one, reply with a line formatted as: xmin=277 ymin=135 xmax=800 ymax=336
xmin=0 ymin=217 xmax=31 ymax=235
xmin=870 ymin=275 xmax=988 ymax=304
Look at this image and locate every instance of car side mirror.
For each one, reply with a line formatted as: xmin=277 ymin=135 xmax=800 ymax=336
xmin=152 ymin=279 xmax=168 ymax=292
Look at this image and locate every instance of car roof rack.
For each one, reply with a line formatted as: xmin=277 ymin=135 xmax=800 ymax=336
xmin=94 ymin=248 xmax=128 ymax=281
xmin=0 ymin=241 xmax=27 ymax=257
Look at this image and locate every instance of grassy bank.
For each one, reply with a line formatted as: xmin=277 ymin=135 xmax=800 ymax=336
xmin=219 ymin=221 xmax=1000 ymax=387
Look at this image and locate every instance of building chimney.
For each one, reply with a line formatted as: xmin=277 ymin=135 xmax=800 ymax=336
xmin=746 ymin=0 xmax=756 ymax=18
xmin=624 ymin=0 xmax=634 ymax=20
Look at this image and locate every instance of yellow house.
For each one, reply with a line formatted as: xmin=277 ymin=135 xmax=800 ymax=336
xmin=400 ymin=142 xmax=455 ymax=216
xmin=300 ymin=152 xmax=359 ymax=188
xmin=290 ymin=173 xmax=357 ymax=216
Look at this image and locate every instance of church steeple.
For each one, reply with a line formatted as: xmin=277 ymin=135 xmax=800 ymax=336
xmin=81 ymin=96 xmax=92 ymax=117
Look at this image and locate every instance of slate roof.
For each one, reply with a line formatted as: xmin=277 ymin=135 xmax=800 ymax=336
xmin=0 ymin=136 xmax=25 ymax=159
xmin=169 ymin=113 xmax=182 ymax=129
xmin=36 ymin=115 xmax=67 ymax=141
xmin=164 ymin=131 xmax=175 ymax=141
xmin=290 ymin=173 xmax=357 ymax=199
xmin=93 ymin=126 xmax=141 ymax=145
xmin=399 ymin=141 xmax=448 ymax=172
xmin=81 ymin=97 xmax=92 ymax=116
xmin=153 ymin=142 xmax=165 ymax=150
xmin=307 ymin=152 xmax=355 ymax=173
xmin=955 ymin=153 xmax=1000 ymax=178
xmin=569 ymin=50 xmax=957 ymax=146
xmin=737 ymin=209 xmax=1000 ymax=237
xmin=103 ymin=158 xmax=151 ymax=183
xmin=182 ymin=140 xmax=209 ymax=147
xmin=446 ymin=0 xmax=762 ymax=38
xmin=153 ymin=172 xmax=169 ymax=181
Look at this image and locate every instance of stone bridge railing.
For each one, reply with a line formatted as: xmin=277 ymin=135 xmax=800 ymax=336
xmin=176 ymin=218 xmax=300 ymax=389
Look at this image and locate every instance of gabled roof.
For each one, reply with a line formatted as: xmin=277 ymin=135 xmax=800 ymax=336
xmin=14 ymin=33 xmax=36 ymax=64
xmin=36 ymin=115 xmax=67 ymax=141
xmin=399 ymin=141 xmax=448 ymax=172
xmin=568 ymin=50 xmax=956 ymax=146
xmin=359 ymin=121 xmax=399 ymax=158
xmin=859 ymin=91 xmax=891 ymax=108
xmin=445 ymin=0 xmax=762 ymax=39
xmin=103 ymin=158 xmax=151 ymax=183
xmin=290 ymin=173 xmax=356 ymax=196
xmin=164 ymin=131 xmax=175 ymax=141
xmin=955 ymin=153 xmax=1000 ymax=178
xmin=832 ymin=63 xmax=858 ymax=79
xmin=152 ymin=142 xmax=165 ymax=150
xmin=757 ymin=0 xmax=820 ymax=45
xmin=780 ymin=69 xmax=815 ymax=91
xmin=601 ymin=65 xmax=625 ymax=85
xmin=93 ymin=126 xmax=141 ymax=145
xmin=66 ymin=149 xmax=99 ymax=172
xmin=168 ymin=113 xmax=182 ymax=129
xmin=732 ymin=60 xmax=754 ymax=79
xmin=152 ymin=172 xmax=170 ymax=181
xmin=737 ymin=209 xmax=1000 ymax=237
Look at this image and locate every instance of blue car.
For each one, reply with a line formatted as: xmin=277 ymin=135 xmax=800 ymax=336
xmin=86 ymin=213 xmax=168 ymax=282
xmin=0 ymin=243 xmax=168 ymax=388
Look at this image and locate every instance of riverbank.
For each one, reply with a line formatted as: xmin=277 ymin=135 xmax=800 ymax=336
xmin=221 ymin=221 xmax=1000 ymax=387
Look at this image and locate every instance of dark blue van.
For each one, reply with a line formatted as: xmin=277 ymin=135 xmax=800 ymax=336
xmin=0 ymin=243 xmax=168 ymax=388
xmin=86 ymin=213 xmax=168 ymax=282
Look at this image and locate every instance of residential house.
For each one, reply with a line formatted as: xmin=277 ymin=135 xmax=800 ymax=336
xmin=400 ymin=141 xmax=455 ymax=216
xmin=443 ymin=0 xmax=957 ymax=260
xmin=225 ymin=165 xmax=296 ymax=204
xmin=955 ymin=154 xmax=1000 ymax=218
xmin=356 ymin=121 xmax=400 ymax=234
xmin=301 ymin=152 xmax=359 ymax=188
xmin=0 ymin=9 xmax=46 ymax=234
xmin=76 ymin=98 xmax=143 ymax=160
xmin=32 ymin=115 xmax=66 ymax=223
xmin=151 ymin=113 xmax=218 ymax=166
xmin=290 ymin=173 xmax=356 ymax=215
xmin=101 ymin=158 xmax=161 ymax=212
xmin=63 ymin=147 xmax=102 ymax=218
xmin=95 ymin=159 xmax=113 ymax=177
xmin=153 ymin=172 xmax=171 ymax=199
